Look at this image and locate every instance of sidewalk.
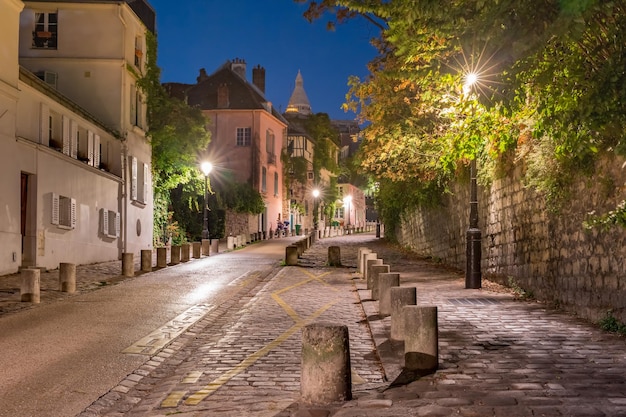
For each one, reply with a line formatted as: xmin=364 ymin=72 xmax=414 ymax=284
xmin=287 ymin=234 xmax=626 ymax=417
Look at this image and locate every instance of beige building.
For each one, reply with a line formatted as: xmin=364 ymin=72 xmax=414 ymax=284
xmin=0 ymin=0 xmax=154 ymax=274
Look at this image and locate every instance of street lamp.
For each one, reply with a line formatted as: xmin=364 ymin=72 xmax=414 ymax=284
xmin=343 ymin=195 xmax=352 ymax=230
xmin=200 ymin=161 xmax=213 ymax=240
xmin=463 ymin=72 xmax=482 ymax=289
xmin=312 ymin=188 xmax=320 ymax=230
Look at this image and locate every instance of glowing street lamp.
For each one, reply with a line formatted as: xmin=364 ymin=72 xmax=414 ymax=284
xmin=463 ymin=72 xmax=482 ymax=289
xmin=200 ymin=161 xmax=213 ymax=240
xmin=312 ymin=188 xmax=320 ymax=230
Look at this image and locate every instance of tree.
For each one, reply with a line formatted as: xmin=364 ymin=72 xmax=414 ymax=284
xmin=136 ymin=32 xmax=211 ymax=244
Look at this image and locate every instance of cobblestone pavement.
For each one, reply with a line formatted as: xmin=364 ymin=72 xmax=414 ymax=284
xmin=5 ymin=234 xmax=626 ymax=416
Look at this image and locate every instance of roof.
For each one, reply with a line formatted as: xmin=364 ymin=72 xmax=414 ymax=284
xmin=285 ymin=70 xmax=312 ymax=115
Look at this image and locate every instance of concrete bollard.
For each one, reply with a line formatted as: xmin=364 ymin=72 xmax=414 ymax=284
xmin=367 ymin=263 xmax=390 ymax=300
xmin=170 ymin=245 xmax=181 ymax=265
xmin=192 ymin=242 xmax=201 ymax=259
xmin=362 ymin=252 xmax=377 ymax=282
xmin=122 ymin=252 xmax=134 ymax=277
xmin=357 ymin=247 xmax=370 ymax=274
xmin=365 ymin=258 xmax=382 ymax=290
xmin=202 ymin=239 xmax=210 ymax=257
xmin=211 ymin=239 xmax=219 ymax=254
xmin=286 ymin=245 xmax=299 ymax=266
xmin=390 ymin=286 xmax=417 ymax=341
xmin=379 ymin=272 xmax=400 ymax=316
xmin=157 ymin=247 xmax=167 ymax=268
xmin=181 ymin=243 xmax=191 ymax=262
xmin=20 ymin=269 xmax=40 ymax=303
xmin=297 ymin=240 xmax=305 ymax=258
xmin=328 ymin=246 xmax=341 ymax=267
xmin=301 ymin=323 xmax=352 ymax=404
xmin=59 ymin=262 xmax=76 ymax=293
xmin=404 ymin=306 xmax=438 ymax=373
xmin=141 ymin=249 xmax=152 ymax=272
xmin=227 ymin=236 xmax=235 ymax=250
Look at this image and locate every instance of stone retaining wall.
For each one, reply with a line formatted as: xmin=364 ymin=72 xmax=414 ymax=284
xmin=397 ymin=156 xmax=626 ymax=323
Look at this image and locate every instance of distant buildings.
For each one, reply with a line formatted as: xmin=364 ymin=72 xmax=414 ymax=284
xmin=0 ymin=0 xmax=154 ymax=274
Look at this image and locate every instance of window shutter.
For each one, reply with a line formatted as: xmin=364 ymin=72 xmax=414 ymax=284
xmin=115 ymin=212 xmax=121 ymax=238
xmin=130 ymin=85 xmax=137 ymax=126
xmin=70 ymin=120 xmax=78 ymax=158
xmin=62 ymin=115 xmax=70 ymax=155
xmin=40 ymin=104 xmax=50 ymax=144
xmin=87 ymin=131 xmax=94 ymax=166
xmin=70 ymin=198 xmax=77 ymax=229
xmin=94 ymin=134 xmax=101 ymax=168
xmin=51 ymin=193 xmax=59 ymax=225
xmin=130 ymin=156 xmax=138 ymax=200
xmin=101 ymin=208 xmax=108 ymax=235
xmin=143 ymin=162 xmax=149 ymax=203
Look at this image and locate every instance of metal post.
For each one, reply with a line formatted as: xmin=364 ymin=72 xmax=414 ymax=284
xmin=466 ymin=159 xmax=481 ymax=289
xmin=202 ymin=174 xmax=209 ymax=240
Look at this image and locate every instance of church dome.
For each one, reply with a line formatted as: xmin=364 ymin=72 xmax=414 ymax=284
xmin=286 ymin=70 xmax=312 ymax=115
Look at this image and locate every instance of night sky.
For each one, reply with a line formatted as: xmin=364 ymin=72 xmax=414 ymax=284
xmin=148 ymin=0 xmax=380 ymax=121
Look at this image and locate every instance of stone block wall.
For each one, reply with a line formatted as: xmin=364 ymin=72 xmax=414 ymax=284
xmin=397 ymin=157 xmax=626 ymax=323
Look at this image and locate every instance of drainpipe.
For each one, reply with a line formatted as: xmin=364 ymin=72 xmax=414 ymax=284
xmin=120 ymin=137 xmax=128 ymax=256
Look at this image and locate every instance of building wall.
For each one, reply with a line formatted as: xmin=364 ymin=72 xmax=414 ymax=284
xmin=396 ymin=156 xmax=626 ymax=324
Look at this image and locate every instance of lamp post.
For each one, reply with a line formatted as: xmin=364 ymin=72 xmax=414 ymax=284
xmin=343 ymin=195 xmax=352 ymax=232
xmin=312 ymin=188 xmax=320 ymax=230
xmin=463 ymin=72 xmax=482 ymax=289
xmin=200 ymin=161 xmax=213 ymax=240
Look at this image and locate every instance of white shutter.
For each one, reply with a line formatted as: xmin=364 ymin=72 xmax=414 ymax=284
xmin=51 ymin=193 xmax=59 ymax=225
xmin=101 ymin=208 xmax=108 ymax=235
xmin=115 ymin=212 xmax=121 ymax=238
xmin=70 ymin=120 xmax=78 ymax=158
xmin=130 ymin=156 xmax=138 ymax=200
xmin=62 ymin=116 xmax=70 ymax=155
xmin=142 ymin=162 xmax=149 ymax=203
xmin=94 ymin=134 xmax=101 ymax=168
xmin=70 ymin=198 xmax=77 ymax=229
xmin=87 ymin=131 xmax=95 ymax=166
xmin=40 ymin=103 xmax=50 ymax=144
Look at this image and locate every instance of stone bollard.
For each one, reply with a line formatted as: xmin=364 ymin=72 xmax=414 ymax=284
xmin=367 ymin=259 xmax=390 ymax=300
xmin=301 ymin=323 xmax=352 ymax=404
xmin=404 ymin=306 xmax=438 ymax=373
xmin=390 ymin=286 xmax=417 ymax=341
xmin=286 ymin=245 xmax=299 ymax=266
xmin=157 ymin=247 xmax=167 ymax=268
xmin=141 ymin=249 xmax=152 ymax=272
xmin=357 ymin=247 xmax=370 ymax=274
xmin=362 ymin=252 xmax=377 ymax=282
xmin=211 ymin=239 xmax=219 ymax=254
xmin=379 ymin=272 xmax=400 ymax=316
xmin=192 ymin=242 xmax=201 ymax=259
xmin=202 ymin=239 xmax=210 ymax=257
xmin=227 ymin=236 xmax=235 ymax=250
xmin=328 ymin=246 xmax=342 ymax=267
xmin=181 ymin=243 xmax=191 ymax=262
xmin=21 ymin=269 xmax=40 ymax=303
xmin=170 ymin=245 xmax=181 ymax=265
xmin=365 ymin=257 xmax=382 ymax=289
xmin=297 ymin=240 xmax=305 ymax=258
xmin=122 ymin=253 xmax=134 ymax=277
xmin=59 ymin=262 xmax=76 ymax=293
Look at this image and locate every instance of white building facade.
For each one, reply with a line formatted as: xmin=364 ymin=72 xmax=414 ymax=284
xmin=0 ymin=0 xmax=154 ymax=275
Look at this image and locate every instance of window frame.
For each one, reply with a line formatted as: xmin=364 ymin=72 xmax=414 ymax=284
xmin=236 ymin=127 xmax=251 ymax=147
xmin=32 ymin=11 xmax=58 ymax=49
xmin=51 ymin=193 xmax=76 ymax=230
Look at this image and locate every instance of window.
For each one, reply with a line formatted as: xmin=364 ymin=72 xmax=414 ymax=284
xmin=134 ymin=36 xmax=143 ymax=68
xmin=274 ymin=172 xmax=279 ymax=196
xmin=33 ymin=12 xmax=58 ymax=49
xmin=51 ymin=193 xmax=76 ymax=230
xmin=130 ymin=156 xmax=149 ymax=204
xmin=130 ymin=85 xmax=144 ymax=128
xmin=266 ymin=130 xmax=276 ymax=164
xmin=335 ymin=207 xmax=344 ymax=219
xmin=261 ymin=167 xmax=267 ymax=193
xmin=100 ymin=209 xmax=120 ymax=238
xmin=236 ymin=127 xmax=251 ymax=146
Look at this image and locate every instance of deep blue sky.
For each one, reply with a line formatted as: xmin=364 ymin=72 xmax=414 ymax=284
xmin=148 ymin=0 xmax=380 ymax=121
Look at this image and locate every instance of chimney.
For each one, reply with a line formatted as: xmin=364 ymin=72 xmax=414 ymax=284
xmin=197 ymin=68 xmax=209 ymax=83
xmin=231 ymin=58 xmax=247 ymax=79
xmin=252 ymin=64 xmax=266 ymax=93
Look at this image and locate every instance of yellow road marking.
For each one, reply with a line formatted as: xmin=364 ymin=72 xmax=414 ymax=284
xmin=161 ymin=391 xmax=187 ymax=408
xmin=182 ymin=371 xmax=203 ymax=384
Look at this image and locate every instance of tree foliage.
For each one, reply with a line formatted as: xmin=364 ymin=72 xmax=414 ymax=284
xmin=297 ymin=0 xmax=626 ymax=231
